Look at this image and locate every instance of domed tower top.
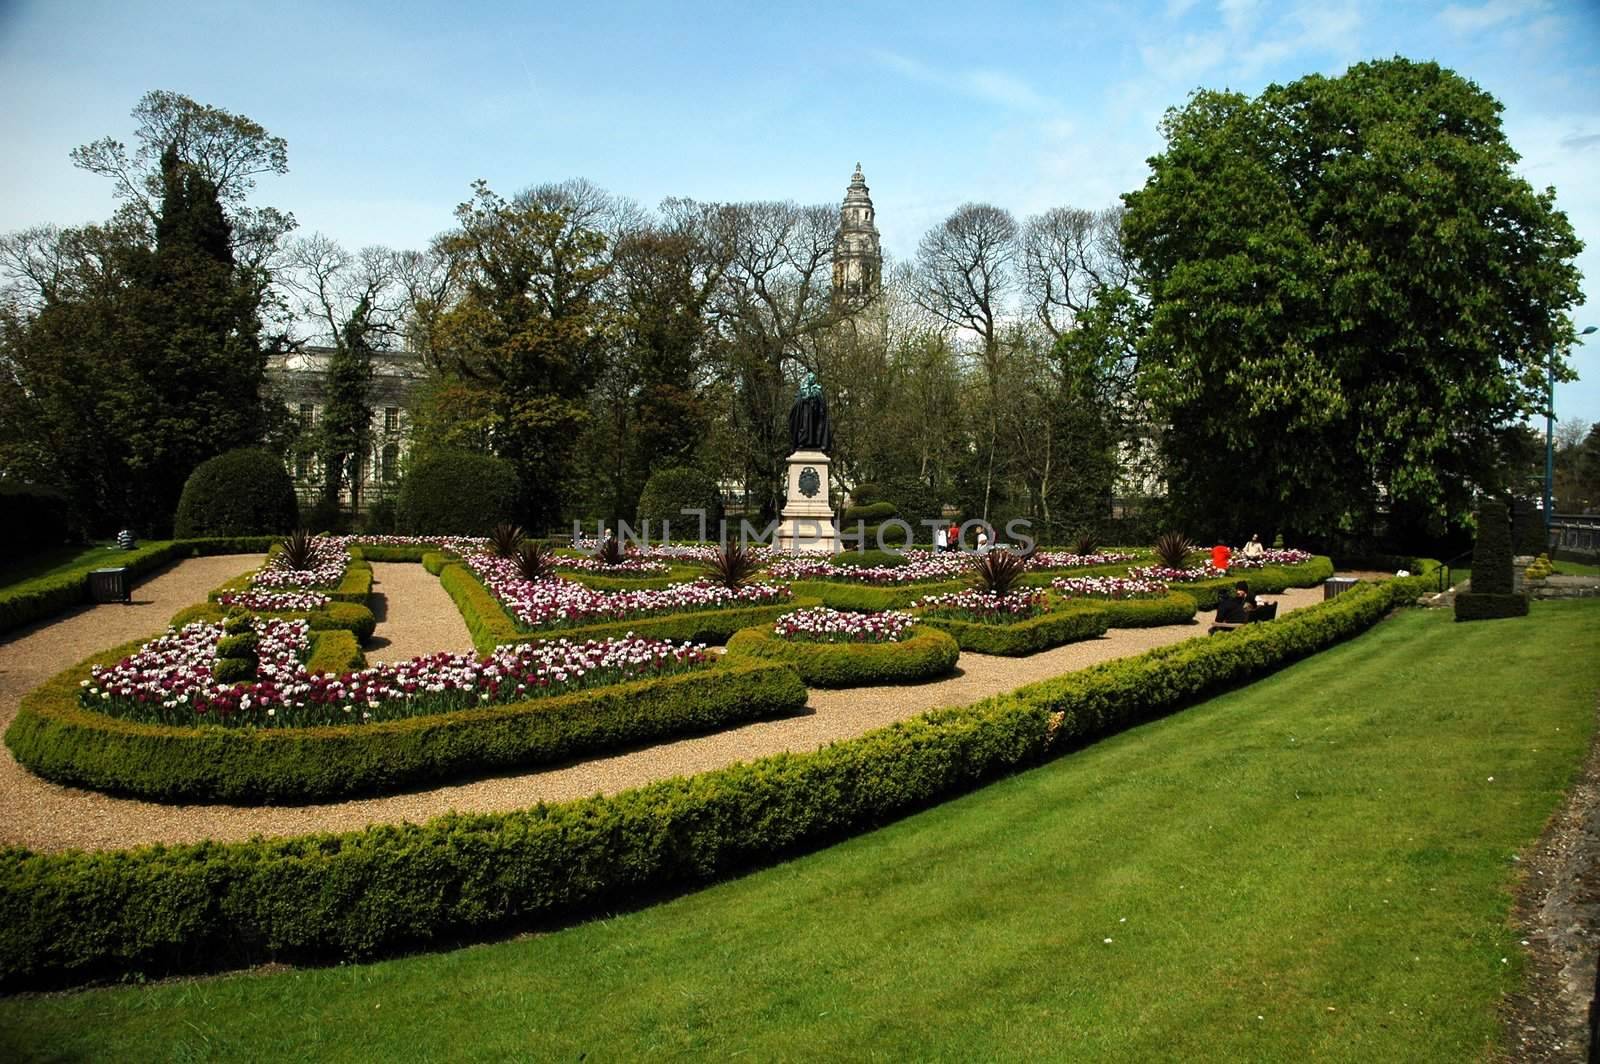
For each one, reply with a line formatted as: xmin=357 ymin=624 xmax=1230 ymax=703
xmin=833 ymin=163 xmax=882 ymax=304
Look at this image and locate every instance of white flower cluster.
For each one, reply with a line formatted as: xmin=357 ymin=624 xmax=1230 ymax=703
xmin=1229 ymin=548 xmax=1314 ymax=569
xmin=1126 ymin=564 xmax=1228 ymax=583
xmin=217 ymin=590 xmax=332 ymax=612
xmin=912 ymin=589 xmax=1049 ymax=620
xmin=773 ymin=607 xmax=914 ymax=644
xmin=1050 ymin=575 xmax=1169 ymax=599
xmin=251 ymin=536 xmax=349 ymax=589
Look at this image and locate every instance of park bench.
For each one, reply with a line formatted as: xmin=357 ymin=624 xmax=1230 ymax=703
xmin=1207 ymin=599 xmax=1278 ymax=635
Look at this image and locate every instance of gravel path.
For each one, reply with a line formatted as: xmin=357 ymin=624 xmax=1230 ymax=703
xmin=0 ymin=572 xmax=1324 ymax=854
xmin=365 ymin=562 xmax=473 ymax=663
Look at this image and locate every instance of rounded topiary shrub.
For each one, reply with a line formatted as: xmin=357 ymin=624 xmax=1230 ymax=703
xmin=636 ymin=466 xmax=721 ymax=536
xmin=832 ymin=548 xmax=909 ymax=569
xmin=173 ymin=449 xmax=299 ymax=539
xmin=396 ymin=450 xmax=519 ymax=535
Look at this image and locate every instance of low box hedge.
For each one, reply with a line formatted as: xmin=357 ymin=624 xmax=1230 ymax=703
xmin=724 ymin=624 xmax=960 ymax=687
xmin=4 ymin=647 xmax=806 ymax=805
xmin=564 ymin=565 xmax=707 ymax=592
xmin=1453 ymin=591 xmax=1530 ymax=621
xmin=176 ymin=600 xmax=378 ymax=644
xmin=1083 ymin=591 xmax=1199 ymax=628
xmin=436 ymin=562 xmax=812 ymax=653
xmin=920 ymin=604 xmax=1110 ymax=656
xmin=0 ymin=576 xmax=1432 ymax=989
xmin=787 ymin=578 xmax=968 ymax=612
xmin=0 ymin=536 xmax=281 ymax=637
xmin=348 ymin=545 xmax=439 ymax=563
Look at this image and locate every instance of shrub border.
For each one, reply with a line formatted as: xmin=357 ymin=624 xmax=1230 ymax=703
xmin=0 ymin=574 xmax=1437 ymax=989
xmin=724 ymin=624 xmax=960 ymax=687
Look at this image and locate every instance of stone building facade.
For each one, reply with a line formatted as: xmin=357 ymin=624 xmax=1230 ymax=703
xmin=265 ymin=346 xmax=426 ymax=510
xmin=832 ymin=163 xmax=882 ymax=304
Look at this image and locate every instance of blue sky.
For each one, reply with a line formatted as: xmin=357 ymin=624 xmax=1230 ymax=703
xmin=3 ymin=0 xmax=1599 ymax=424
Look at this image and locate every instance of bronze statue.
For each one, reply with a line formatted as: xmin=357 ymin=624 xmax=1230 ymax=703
xmin=788 ymin=372 xmax=833 ymax=453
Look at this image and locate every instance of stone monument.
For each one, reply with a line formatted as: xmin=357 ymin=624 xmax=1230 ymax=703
xmin=777 ymin=373 xmax=841 ymax=554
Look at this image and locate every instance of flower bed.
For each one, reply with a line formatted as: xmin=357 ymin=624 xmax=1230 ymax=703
xmin=726 ymin=621 xmax=958 ymax=687
xmin=334 ymin=534 xmax=488 ymax=556
xmin=9 ymin=642 xmax=807 ymax=805
xmin=1230 ymin=548 xmax=1314 ymax=569
xmin=1026 ymin=551 xmax=1138 ymax=570
xmin=251 ymin=537 xmax=349 ymax=590
xmin=217 ymin=590 xmax=332 ymax=612
xmin=467 ymin=554 xmax=790 ymax=631
xmin=1127 ymin=564 xmax=1229 ymax=583
xmin=1050 ymin=575 xmax=1169 ymax=598
xmin=912 ymin=589 xmax=1050 ymax=622
xmin=773 ymin=607 xmax=914 ymax=644
xmin=554 ymin=555 xmax=673 ymax=576
xmin=82 ymin=621 xmax=712 ymax=729
xmin=767 ymin=552 xmax=972 ymax=585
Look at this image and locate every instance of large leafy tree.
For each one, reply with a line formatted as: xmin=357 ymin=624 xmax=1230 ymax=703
xmin=0 ymin=93 xmax=288 ymax=534
xmin=421 ymin=181 xmax=611 ymax=530
xmin=1123 ymin=58 xmax=1584 ymax=543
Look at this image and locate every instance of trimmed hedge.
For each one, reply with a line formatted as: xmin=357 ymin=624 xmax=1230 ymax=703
xmin=349 ymin=545 xmax=437 ymax=563
xmin=787 ymin=578 xmax=968 ymax=612
xmin=920 ymin=604 xmax=1110 ymax=656
xmin=1086 ymin=591 xmax=1199 ymax=628
xmin=436 ymin=561 xmax=815 ymax=653
xmin=724 ymin=624 xmax=959 ymax=687
xmin=636 ymin=466 xmax=722 ymax=531
xmin=0 ymin=537 xmax=279 ymax=637
xmin=0 ymin=576 xmax=1433 ymax=989
xmin=564 ymin=565 xmax=707 ymax=592
xmin=173 ymin=449 xmax=299 ymax=539
xmin=4 ymin=650 xmax=806 ymax=805
xmin=1453 ymin=591 xmax=1529 ymax=621
xmin=172 ymin=600 xmax=378 ymax=644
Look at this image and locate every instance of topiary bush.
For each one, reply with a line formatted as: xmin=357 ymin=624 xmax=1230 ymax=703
xmin=395 ymin=450 xmax=519 ymax=536
xmin=173 ymin=449 xmax=299 ymax=539
xmin=1457 ymin=497 xmax=1527 ymax=621
xmin=1511 ymin=496 xmax=1546 ymax=556
xmin=831 ymin=548 xmax=910 ymax=569
xmin=636 ymin=466 xmax=722 ymax=535
xmin=841 ymin=500 xmax=897 ymax=524
xmin=725 ymin=624 xmax=959 ymax=687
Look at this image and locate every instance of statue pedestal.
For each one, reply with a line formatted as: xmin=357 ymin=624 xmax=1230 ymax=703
xmin=776 ymin=450 xmax=840 ymax=554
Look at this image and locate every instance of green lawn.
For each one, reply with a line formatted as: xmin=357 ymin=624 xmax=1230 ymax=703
xmin=0 ymin=544 xmax=152 ymax=590
xmin=4 ymin=601 xmax=1597 ymax=1062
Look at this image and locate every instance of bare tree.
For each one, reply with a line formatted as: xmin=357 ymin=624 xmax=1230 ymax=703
xmin=1021 ymin=205 xmax=1132 ymax=338
xmin=914 ymin=203 xmax=1020 ymax=520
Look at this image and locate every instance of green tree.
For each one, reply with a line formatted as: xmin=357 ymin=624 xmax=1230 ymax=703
xmin=422 ymin=181 xmax=611 ymax=531
xmin=1123 ymin=58 xmax=1584 ymax=543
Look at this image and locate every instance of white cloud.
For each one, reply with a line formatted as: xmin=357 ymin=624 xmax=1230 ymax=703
xmin=1438 ymin=0 xmax=1548 ymax=35
xmin=871 ymin=50 xmax=1057 ymax=115
xmin=1166 ymin=0 xmax=1201 ymax=16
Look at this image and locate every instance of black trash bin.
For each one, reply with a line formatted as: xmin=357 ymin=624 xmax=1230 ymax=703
xmin=88 ymin=567 xmax=130 ymax=604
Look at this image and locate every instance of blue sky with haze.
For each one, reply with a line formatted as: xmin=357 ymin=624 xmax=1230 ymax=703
xmin=3 ymin=0 xmax=1599 ymax=422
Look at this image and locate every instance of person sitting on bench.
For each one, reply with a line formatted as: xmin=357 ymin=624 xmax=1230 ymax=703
xmin=1216 ymin=581 xmax=1254 ymax=623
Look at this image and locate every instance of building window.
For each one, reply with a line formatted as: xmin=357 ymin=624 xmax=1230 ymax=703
xmin=382 ymin=443 xmax=400 ymax=482
xmin=296 ymin=452 xmax=311 ymax=480
xmin=299 ymin=403 xmax=315 ymax=429
xmin=384 ymin=407 xmax=400 ymax=434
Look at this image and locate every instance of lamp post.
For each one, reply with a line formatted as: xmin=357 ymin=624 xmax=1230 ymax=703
xmin=1547 ymin=324 xmax=1599 ymax=543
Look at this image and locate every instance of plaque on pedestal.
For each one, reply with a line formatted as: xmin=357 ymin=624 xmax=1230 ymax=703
xmin=777 ymin=449 xmax=840 ymax=554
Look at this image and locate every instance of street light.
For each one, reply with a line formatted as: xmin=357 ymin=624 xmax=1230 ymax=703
xmin=1547 ymin=324 xmax=1599 ymax=543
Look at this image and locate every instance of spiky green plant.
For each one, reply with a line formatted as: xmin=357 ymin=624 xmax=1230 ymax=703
xmin=1074 ymin=534 xmax=1098 ymax=557
xmin=514 ymin=541 xmax=557 ymax=583
xmin=489 ymin=522 xmax=527 ymax=558
xmin=703 ymin=542 xmax=760 ymax=589
xmin=1154 ymin=531 xmax=1194 ymax=569
xmin=596 ymin=536 xmax=625 ymax=567
xmin=970 ymin=549 xmax=1027 ymax=598
xmin=279 ymin=528 xmax=316 ymax=571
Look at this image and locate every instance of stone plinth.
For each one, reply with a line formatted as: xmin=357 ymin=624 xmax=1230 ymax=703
xmin=776 ymin=450 xmax=840 ymax=554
